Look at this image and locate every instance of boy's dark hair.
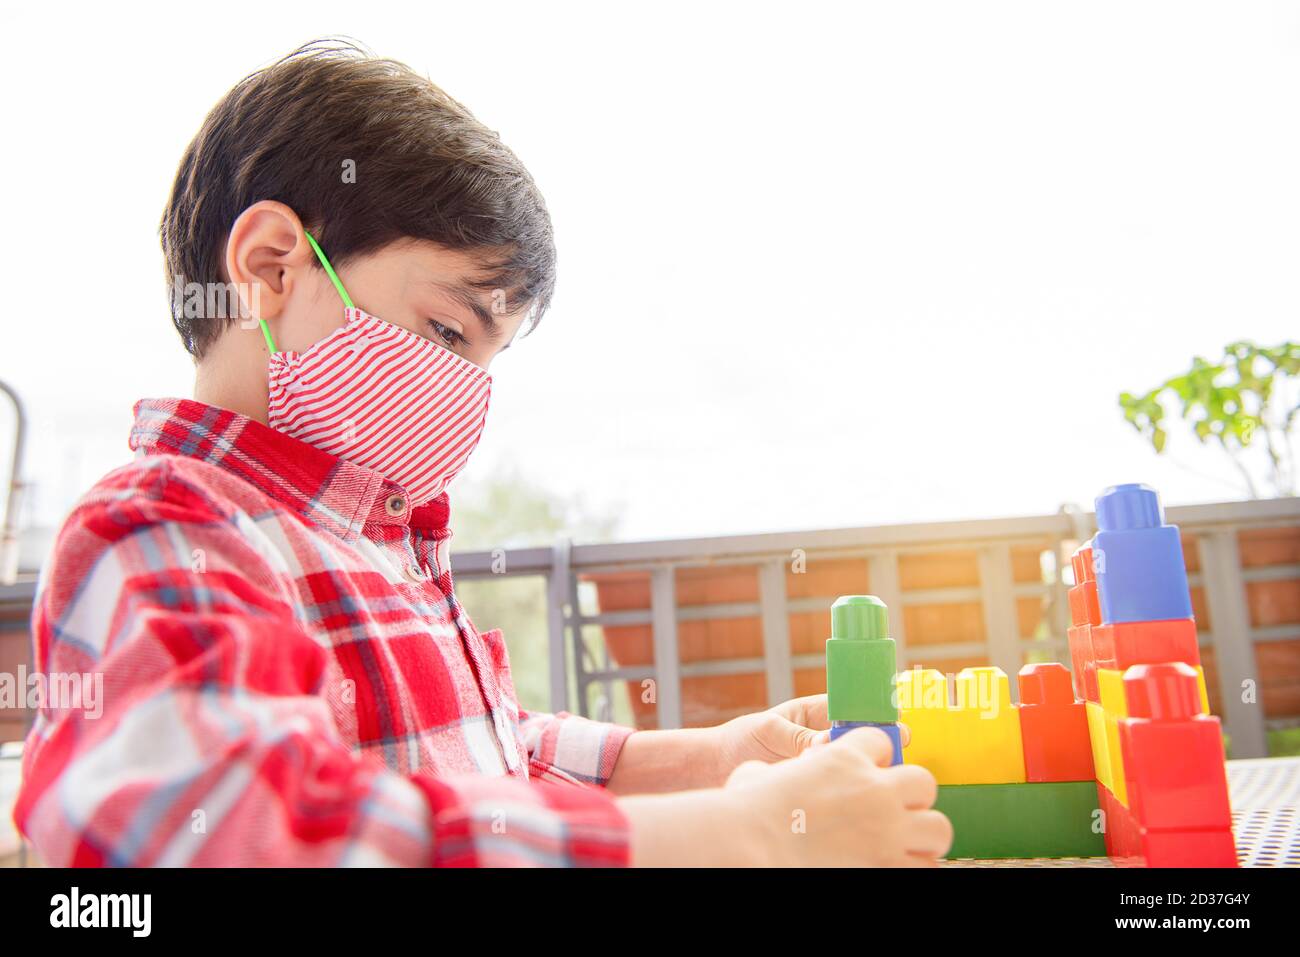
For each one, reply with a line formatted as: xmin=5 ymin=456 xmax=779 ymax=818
xmin=161 ymin=39 xmax=555 ymax=359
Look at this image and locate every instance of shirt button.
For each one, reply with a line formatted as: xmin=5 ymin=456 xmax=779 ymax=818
xmin=385 ymin=494 xmax=407 ymax=517
xmin=404 ymin=561 xmax=428 ymax=583
xmin=494 ymin=711 xmax=520 ymax=770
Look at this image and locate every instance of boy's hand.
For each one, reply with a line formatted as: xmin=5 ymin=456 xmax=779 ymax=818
xmin=621 ymin=725 xmax=949 ymax=866
xmin=721 ymin=725 xmax=950 ymax=866
xmin=710 ymin=693 xmax=910 ymax=782
xmin=606 ymin=693 xmax=910 ymax=794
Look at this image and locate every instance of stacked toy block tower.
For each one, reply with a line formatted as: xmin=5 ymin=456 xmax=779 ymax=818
xmin=894 ymin=663 xmax=1105 ymax=859
xmin=823 ymin=483 xmax=1237 ymax=863
xmin=1066 ymin=483 xmax=1237 ymax=866
xmin=826 ymin=595 xmax=903 ymax=764
xmin=827 ymin=598 xmax=1104 ymax=859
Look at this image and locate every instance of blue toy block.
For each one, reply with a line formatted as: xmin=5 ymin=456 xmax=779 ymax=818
xmin=831 ymin=721 xmax=903 ymax=765
xmin=1092 ymin=484 xmax=1193 ymax=624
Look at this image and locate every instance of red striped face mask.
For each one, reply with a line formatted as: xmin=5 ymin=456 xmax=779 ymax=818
xmin=260 ymin=232 xmax=492 ymax=506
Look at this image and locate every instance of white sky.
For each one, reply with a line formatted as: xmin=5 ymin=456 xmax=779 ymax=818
xmin=1 ymin=1 xmax=1298 ymax=548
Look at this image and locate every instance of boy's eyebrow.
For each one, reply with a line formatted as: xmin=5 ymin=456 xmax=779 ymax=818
xmin=422 ymin=278 xmax=504 ymax=340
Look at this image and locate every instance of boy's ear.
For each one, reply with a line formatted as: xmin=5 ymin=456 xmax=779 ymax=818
xmin=224 ymin=200 xmax=313 ymax=321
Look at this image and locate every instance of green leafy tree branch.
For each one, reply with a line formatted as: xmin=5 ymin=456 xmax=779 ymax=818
xmin=1119 ymin=340 xmax=1300 ymax=498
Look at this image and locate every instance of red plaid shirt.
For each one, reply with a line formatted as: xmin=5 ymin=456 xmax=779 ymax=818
xmin=16 ymin=398 xmax=633 ymax=866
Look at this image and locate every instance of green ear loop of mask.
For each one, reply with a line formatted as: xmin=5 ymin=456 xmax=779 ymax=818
xmin=258 ymin=230 xmax=355 ymax=355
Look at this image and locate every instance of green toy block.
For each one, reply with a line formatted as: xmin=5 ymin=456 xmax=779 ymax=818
xmin=826 ymin=595 xmax=898 ymax=723
xmin=934 ymin=781 xmax=1107 ymax=860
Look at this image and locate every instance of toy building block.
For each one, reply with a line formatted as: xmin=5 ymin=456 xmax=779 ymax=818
xmin=1092 ymin=484 xmax=1193 ymax=624
xmin=1138 ymin=829 xmax=1238 ymax=868
xmin=1085 ymin=700 xmax=1117 ymax=798
xmin=1017 ymin=663 xmax=1094 ymax=782
xmin=935 ymin=781 xmax=1106 ymax=859
xmin=1095 ymin=668 xmax=1131 ymax=806
xmin=1089 ymin=618 xmax=1201 ymax=672
xmin=899 ymin=666 xmax=1026 ymax=785
xmin=1067 ymin=546 xmax=1102 ymax=627
xmin=829 ymin=720 xmax=903 ymax=765
xmin=1099 ymin=660 xmax=1213 ymax=811
xmin=826 ymin=596 xmax=902 ymax=764
xmin=1118 ymin=663 xmax=1233 ymax=835
xmin=1102 ymin=776 xmax=1237 ymax=868
xmin=1096 ymin=782 xmax=1144 ymax=866
xmin=954 ymin=668 xmax=1027 ymax=784
xmin=896 ymin=668 xmax=953 ymax=776
xmin=1066 ymin=546 xmax=1101 ymax=702
xmin=1067 ymin=622 xmax=1100 ymax=702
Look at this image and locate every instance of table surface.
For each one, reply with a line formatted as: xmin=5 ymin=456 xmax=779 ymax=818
xmin=941 ymin=756 xmax=1300 ymax=867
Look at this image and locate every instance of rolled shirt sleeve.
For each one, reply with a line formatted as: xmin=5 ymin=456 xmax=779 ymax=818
xmin=517 ymin=710 xmax=635 ymax=788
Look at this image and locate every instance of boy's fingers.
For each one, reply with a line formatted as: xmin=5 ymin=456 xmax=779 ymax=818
xmin=800 ymin=729 xmax=834 ymax=756
xmin=772 ymin=694 xmax=829 ymax=730
xmin=777 ymin=717 xmax=827 ymax=756
xmin=898 ymin=721 xmax=911 ymax=747
xmin=796 ymin=694 xmax=829 ymax=730
xmin=891 ymin=764 xmax=938 ymax=809
xmin=906 ymin=809 xmax=954 ymax=858
xmin=831 ymin=725 xmax=894 ymax=767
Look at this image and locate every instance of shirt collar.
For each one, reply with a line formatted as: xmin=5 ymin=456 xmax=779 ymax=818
xmin=128 ymin=398 xmax=451 ymax=542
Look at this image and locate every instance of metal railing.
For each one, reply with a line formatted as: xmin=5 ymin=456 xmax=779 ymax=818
xmin=2 ymin=497 xmax=1296 ymax=758
xmin=0 ymin=380 xmax=27 ymax=586
xmin=451 ymin=497 xmax=1300 ymax=759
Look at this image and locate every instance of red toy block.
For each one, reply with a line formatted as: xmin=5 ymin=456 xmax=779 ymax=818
xmin=1090 ymin=618 xmax=1201 ymax=672
xmin=1067 ymin=623 xmax=1099 ymax=702
xmin=1099 ymin=780 xmax=1236 ymax=868
xmin=1097 ymin=782 xmax=1143 ymax=866
xmin=1018 ymin=663 xmax=1095 ymax=782
xmin=1140 ymin=829 xmax=1237 ymax=868
xmin=1118 ymin=663 xmax=1233 ymax=834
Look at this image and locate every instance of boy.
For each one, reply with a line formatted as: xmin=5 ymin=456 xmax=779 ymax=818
xmin=16 ymin=42 xmax=948 ymax=866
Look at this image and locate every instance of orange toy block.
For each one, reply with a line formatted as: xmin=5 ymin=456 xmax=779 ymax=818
xmin=1017 ymin=663 xmax=1095 ymax=782
xmin=1070 ymin=546 xmax=1096 ymax=590
xmin=1067 ymin=622 xmax=1100 ymax=702
xmin=1068 ymin=580 xmax=1101 ymax=628
xmin=1066 ymin=546 xmax=1102 ymax=701
xmin=1067 ymin=547 xmax=1102 ymax=627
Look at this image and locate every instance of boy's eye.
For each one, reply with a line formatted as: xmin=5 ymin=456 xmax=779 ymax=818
xmin=427 ymin=320 xmax=466 ymax=348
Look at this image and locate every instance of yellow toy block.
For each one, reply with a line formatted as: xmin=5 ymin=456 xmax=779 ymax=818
xmin=1097 ymin=667 xmax=1127 ymax=719
xmin=899 ymin=666 xmax=1025 ymax=785
xmin=953 ymin=667 xmax=1027 ymax=784
xmin=1096 ymin=669 xmax=1129 ymax=806
xmin=897 ymin=669 xmax=955 ymax=779
xmin=1085 ymin=700 xmax=1113 ymax=794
